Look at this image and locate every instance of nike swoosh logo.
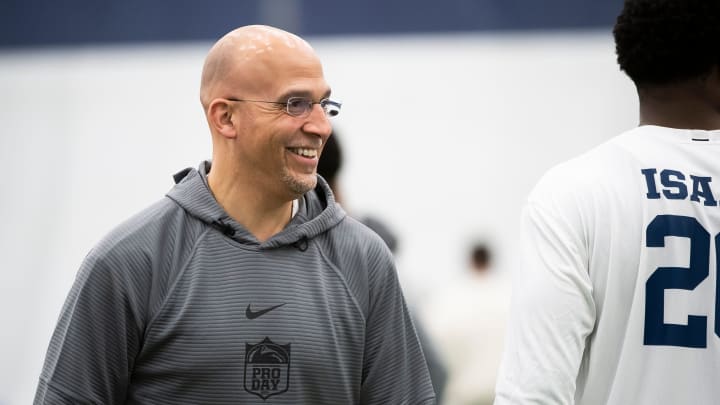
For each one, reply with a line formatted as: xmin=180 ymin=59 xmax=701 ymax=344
xmin=246 ymin=303 xmax=286 ymax=320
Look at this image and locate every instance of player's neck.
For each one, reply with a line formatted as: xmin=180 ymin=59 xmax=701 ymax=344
xmin=638 ymin=77 xmax=720 ymax=130
xmin=639 ymin=101 xmax=720 ymax=130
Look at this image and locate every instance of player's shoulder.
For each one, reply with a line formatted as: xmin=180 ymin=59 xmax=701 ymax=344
xmin=532 ymin=128 xmax=640 ymax=200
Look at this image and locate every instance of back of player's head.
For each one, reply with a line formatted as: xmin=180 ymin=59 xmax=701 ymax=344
xmin=613 ymin=0 xmax=720 ymax=87
xmin=317 ymin=131 xmax=343 ymax=185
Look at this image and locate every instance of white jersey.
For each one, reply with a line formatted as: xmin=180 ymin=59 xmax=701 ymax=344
xmin=495 ymin=125 xmax=720 ymax=405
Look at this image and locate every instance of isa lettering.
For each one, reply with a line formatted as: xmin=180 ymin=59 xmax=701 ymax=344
xmin=641 ymin=168 xmax=718 ymax=206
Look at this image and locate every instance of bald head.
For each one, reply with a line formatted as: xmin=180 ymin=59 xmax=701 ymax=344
xmin=200 ymin=25 xmax=318 ymax=110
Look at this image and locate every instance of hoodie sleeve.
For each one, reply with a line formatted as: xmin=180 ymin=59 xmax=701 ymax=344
xmin=359 ymin=242 xmax=436 ymax=405
xmin=34 ymin=245 xmax=147 ymax=405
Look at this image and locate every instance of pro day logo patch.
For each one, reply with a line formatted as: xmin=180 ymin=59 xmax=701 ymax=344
xmin=244 ymin=337 xmax=291 ymax=400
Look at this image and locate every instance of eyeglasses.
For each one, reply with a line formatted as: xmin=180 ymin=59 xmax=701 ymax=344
xmin=227 ymin=96 xmax=342 ymax=118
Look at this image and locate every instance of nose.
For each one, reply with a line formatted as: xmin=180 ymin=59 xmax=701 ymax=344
xmin=302 ymin=103 xmax=332 ymax=139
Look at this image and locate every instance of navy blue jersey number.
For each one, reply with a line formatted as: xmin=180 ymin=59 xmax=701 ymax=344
xmin=644 ymin=215 xmax=717 ymax=348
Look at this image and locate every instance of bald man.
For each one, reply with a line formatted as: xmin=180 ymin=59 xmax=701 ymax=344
xmin=34 ymin=26 xmax=435 ymax=405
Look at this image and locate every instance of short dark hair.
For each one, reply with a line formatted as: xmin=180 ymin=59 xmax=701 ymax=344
xmin=613 ymin=0 xmax=720 ymax=87
xmin=471 ymin=243 xmax=492 ymax=270
xmin=317 ymin=132 xmax=342 ymax=184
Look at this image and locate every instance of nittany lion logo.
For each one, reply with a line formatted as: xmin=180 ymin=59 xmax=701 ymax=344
xmin=244 ymin=337 xmax=291 ymax=400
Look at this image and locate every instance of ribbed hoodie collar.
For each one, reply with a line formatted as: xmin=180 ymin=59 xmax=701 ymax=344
xmin=166 ymin=161 xmax=346 ymax=249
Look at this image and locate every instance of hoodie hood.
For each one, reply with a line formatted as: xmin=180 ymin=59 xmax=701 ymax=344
xmin=166 ymin=161 xmax=346 ymax=249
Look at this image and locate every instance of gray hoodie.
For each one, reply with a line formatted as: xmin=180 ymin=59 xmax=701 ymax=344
xmin=35 ymin=161 xmax=435 ymax=405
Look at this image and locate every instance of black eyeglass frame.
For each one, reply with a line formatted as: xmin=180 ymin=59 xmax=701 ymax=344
xmin=226 ymin=96 xmax=342 ymax=117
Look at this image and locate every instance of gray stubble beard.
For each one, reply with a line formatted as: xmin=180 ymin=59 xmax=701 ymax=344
xmin=281 ymin=170 xmax=317 ymax=196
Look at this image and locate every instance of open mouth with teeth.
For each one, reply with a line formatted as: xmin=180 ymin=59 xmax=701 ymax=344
xmin=288 ymin=148 xmax=318 ymax=159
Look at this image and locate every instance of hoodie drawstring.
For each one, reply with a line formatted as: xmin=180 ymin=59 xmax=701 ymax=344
xmin=293 ymin=236 xmax=309 ymax=252
xmin=211 ymin=219 xmax=236 ymax=237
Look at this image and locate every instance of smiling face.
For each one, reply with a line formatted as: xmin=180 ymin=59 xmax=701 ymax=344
xmin=234 ymin=55 xmax=333 ymax=198
xmin=202 ymin=26 xmax=334 ymax=201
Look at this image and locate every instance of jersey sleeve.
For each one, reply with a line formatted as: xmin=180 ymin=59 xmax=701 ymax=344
xmin=495 ymin=190 xmax=596 ymax=404
xmin=359 ymin=245 xmax=436 ymax=405
xmin=34 ymin=246 xmax=147 ymax=405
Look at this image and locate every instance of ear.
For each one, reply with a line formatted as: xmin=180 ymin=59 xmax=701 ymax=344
xmin=208 ymin=99 xmax=237 ymax=139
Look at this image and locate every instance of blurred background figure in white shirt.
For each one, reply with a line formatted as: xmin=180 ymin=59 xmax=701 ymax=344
xmin=421 ymin=241 xmax=511 ymax=405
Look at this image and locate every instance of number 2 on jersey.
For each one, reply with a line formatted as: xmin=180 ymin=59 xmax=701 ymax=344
xmin=644 ymin=214 xmax=719 ymax=348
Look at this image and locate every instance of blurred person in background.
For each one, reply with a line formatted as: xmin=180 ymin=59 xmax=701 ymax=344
xmin=315 ymin=132 xmax=401 ymax=251
xmin=34 ymin=25 xmax=434 ymax=405
xmin=495 ymin=1 xmax=720 ymax=404
xmin=317 ymin=131 xmax=448 ymax=403
xmin=422 ymin=241 xmax=510 ymax=405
